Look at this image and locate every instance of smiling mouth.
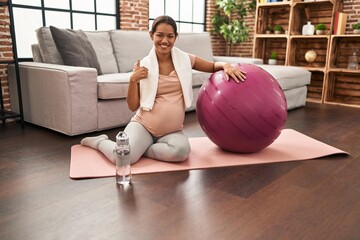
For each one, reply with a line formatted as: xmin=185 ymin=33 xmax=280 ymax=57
xmin=159 ymin=44 xmax=170 ymax=49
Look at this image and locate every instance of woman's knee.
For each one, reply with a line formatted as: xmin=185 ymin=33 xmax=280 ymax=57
xmin=165 ymin=132 xmax=191 ymax=162
xmin=124 ymin=122 xmax=154 ymax=165
xmin=169 ymin=142 xmax=191 ymax=162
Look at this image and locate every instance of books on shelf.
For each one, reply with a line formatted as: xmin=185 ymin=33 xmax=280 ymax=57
xmin=333 ymin=12 xmax=348 ymax=35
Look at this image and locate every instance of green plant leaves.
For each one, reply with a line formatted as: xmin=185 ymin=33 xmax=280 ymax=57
xmin=219 ymin=19 xmax=249 ymax=44
xmin=212 ymin=0 xmax=255 ymax=54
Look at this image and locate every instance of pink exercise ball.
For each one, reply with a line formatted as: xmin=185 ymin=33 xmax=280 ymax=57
xmin=196 ymin=63 xmax=287 ymax=153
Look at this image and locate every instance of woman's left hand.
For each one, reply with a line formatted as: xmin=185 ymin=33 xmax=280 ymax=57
xmin=223 ymin=63 xmax=246 ymax=83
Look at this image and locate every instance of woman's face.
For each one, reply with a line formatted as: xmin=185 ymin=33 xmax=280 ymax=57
xmin=150 ymin=23 xmax=176 ymax=56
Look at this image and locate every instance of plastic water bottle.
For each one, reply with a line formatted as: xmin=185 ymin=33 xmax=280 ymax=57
xmin=114 ymin=131 xmax=131 ymax=185
xmin=348 ymin=49 xmax=359 ymax=70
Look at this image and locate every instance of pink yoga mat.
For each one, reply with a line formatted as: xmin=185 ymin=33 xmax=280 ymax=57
xmin=69 ymin=129 xmax=348 ymax=179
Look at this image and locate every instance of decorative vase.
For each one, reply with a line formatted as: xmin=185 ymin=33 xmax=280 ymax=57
xmin=266 ymin=30 xmax=271 ymax=34
xmin=302 ymin=21 xmax=314 ymax=35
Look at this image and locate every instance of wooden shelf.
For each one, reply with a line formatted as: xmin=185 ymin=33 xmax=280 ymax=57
xmin=290 ymin=35 xmax=331 ymax=39
xmin=328 ymin=35 xmax=360 ymax=69
xmin=291 ymin=1 xmax=335 ymax=37
xmin=255 ymin=3 xmax=291 ymax=35
xmin=253 ymin=0 xmax=360 ymax=107
xmin=322 ymin=101 xmax=360 ymax=108
xmin=254 ymin=37 xmax=288 ymax=65
xmin=328 ymin=68 xmax=360 ymax=73
xmin=302 ymin=66 xmax=327 ymax=72
xmin=288 ymin=37 xmax=329 ymax=68
xmin=331 ymin=34 xmax=360 ymax=38
xmin=325 ymin=71 xmax=360 ymax=106
xmin=325 ymin=35 xmax=360 ymax=107
xmin=255 ymin=34 xmax=288 ymax=38
xmin=307 ymin=71 xmax=326 ymax=101
xmin=306 ymin=98 xmax=323 ymax=103
xmin=257 ymin=2 xmax=291 ymax=7
xmin=292 ymin=0 xmax=334 ymax=6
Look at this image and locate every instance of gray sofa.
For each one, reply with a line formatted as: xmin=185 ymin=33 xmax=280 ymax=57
xmin=8 ymin=27 xmax=310 ymax=136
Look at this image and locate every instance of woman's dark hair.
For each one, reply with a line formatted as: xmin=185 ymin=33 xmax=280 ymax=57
xmin=150 ymin=15 xmax=178 ymax=37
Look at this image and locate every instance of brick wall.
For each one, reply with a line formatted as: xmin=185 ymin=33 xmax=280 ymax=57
xmin=1 ymin=0 xmax=359 ymax=110
xmin=0 ymin=3 xmax=11 ymax=110
xmin=120 ymin=0 xmax=149 ymax=30
xmin=343 ymin=0 xmax=360 ymax=32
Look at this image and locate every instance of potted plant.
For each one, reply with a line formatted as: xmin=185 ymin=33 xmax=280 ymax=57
xmin=352 ymin=23 xmax=360 ymax=34
xmin=265 ymin=25 xmax=272 ymax=34
xmin=273 ymin=25 xmax=283 ymax=34
xmin=269 ymin=51 xmax=277 ymax=65
xmin=211 ymin=0 xmax=256 ymax=56
xmin=315 ymin=24 xmax=326 ymax=35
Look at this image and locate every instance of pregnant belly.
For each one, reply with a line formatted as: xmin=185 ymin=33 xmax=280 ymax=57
xmin=136 ymin=104 xmax=185 ymax=137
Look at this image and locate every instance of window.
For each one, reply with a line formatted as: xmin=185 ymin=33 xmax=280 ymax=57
xmin=11 ymin=0 xmax=119 ymax=58
xmin=149 ymin=0 xmax=206 ymax=33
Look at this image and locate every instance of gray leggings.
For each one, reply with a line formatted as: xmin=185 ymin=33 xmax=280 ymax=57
xmin=98 ymin=122 xmax=191 ymax=164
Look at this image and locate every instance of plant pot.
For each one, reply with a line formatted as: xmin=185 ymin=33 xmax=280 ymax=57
xmin=354 ymin=29 xmax=360 ymax=34
xmin=268 ymin=59 xmax=277 ymax=65
xmin=316 ymin=30 xmax=325 ymax=35
xmin=274 ymin=30 xmax=282 ymax=34
xmin=266 ymin=30 xmax=271 ymax=34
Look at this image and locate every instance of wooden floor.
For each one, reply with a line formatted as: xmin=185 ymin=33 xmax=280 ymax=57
xmin=0 ymin=102 xmax=359 ymax=240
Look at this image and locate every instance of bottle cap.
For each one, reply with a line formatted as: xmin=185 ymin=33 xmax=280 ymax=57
xmin=116 ymin=131 xmax=129 ymax=146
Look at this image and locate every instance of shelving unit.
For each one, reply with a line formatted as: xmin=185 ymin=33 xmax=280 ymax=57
xmin=0 ymin=0 xmax=24 ymax=126
xmin=253 ymin=36 xmax=288 ymax=65
xmin=253 ymin=0 xmax=360 ymax=108
xmin=326 ymin=35 xmax=360 ymax=107
xmin=253 ymin=1 xmax=291 ymax=65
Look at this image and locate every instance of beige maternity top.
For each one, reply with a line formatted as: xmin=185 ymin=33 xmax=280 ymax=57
xmin=132 ymin=54 xmax=196 ymax=137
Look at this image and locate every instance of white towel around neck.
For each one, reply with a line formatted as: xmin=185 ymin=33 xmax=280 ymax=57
xmin=139 ymin=46 xmax=193 ymax=111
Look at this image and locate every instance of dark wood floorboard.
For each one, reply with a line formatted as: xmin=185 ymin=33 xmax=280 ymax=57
xmin=0 ymin=102 xmax=359 ymax=240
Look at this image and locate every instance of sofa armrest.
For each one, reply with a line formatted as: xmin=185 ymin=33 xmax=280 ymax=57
xmin=213 ymin=56 xmax=263 ymax=65
xmin=8 ymin=62 xmax=98 ymax=135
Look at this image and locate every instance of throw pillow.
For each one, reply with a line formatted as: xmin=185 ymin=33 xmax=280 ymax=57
xmin=49 ymin=26 xmax=102 ymax=75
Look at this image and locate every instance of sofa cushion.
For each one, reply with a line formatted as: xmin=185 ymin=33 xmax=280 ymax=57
xmin=97 ymin=71 xmax=211 ymax=100
xmin=192 ymin=70 xmax=211 ymax=87
xmin=175 ymin=32 xmax=214 ymax=62
xmin=85 ymin=31 xmax=119 ymax=74
xmin=50 ymin=26 xmax=103 ymax=75
xmin=31 ymin=44 xmax=43 ymax=63
xmin=97 ymin=72 xmax=133 ymax=99
xmin=258 ymin=65 xmax=311 ymax=90
xmin=110 ymin=30 xmax=153 ymax=73
xmin=36 ymin=27 xmax=64 ymax=65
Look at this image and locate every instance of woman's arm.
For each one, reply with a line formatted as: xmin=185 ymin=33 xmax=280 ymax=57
xmin=127 ymin=60 xmax=148 ymax=111
xmin=127 ymin=79 xmax=140 ymax=112
xmin=193 ymin=56 xmax=246 ymax=83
